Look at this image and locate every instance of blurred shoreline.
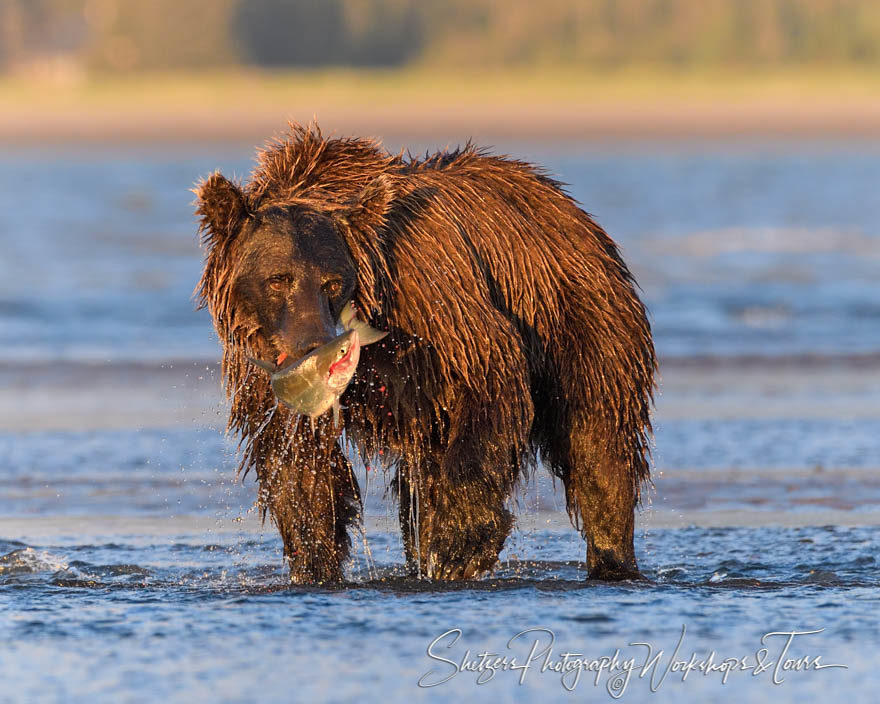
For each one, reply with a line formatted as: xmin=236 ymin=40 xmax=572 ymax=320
xmin=2 ymin=70 xmax=880 ymax=142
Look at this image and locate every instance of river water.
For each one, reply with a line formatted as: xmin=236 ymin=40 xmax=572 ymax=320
xmin=0 ymin=138 xmax=878 ymax=702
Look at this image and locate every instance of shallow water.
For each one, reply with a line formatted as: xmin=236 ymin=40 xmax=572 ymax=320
xmin=1 ymin=139 xmax=879 ymax=702
xmin=1 ymin=519 xmax=876 ymax=702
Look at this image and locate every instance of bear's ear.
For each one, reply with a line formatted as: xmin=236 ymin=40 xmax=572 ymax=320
xmin=194 ymin=172 xmax=246 ymax=245
xmin=334 ymin=174 xmax=394 ymax=235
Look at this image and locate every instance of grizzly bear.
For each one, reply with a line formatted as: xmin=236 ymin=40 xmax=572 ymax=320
xmin=195 ymin=123 xmax=655 ymax=583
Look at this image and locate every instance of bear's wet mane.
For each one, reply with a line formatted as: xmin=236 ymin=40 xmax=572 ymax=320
xmin=247 ymin=123 xmax=399 ymax=206
xmin=247 ymin=123 xmax=564 ymax=207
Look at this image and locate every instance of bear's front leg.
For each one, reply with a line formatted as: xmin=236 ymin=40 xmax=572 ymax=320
xmin=258 ymin=424 xmax=361 ymax=584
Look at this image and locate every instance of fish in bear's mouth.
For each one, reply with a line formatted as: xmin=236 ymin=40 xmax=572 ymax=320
xmin=247 ymin=302 xmax=387 ymax=426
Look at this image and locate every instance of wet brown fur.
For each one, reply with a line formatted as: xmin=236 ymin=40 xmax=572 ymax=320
xmin=195 ymin=123 xmax=656 ymax=583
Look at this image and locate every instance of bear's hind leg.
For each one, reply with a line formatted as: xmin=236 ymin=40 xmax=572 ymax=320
xmin=554 ymin=419 xmax=643 ymax=581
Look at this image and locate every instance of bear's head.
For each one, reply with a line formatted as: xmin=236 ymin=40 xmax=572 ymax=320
xmin=194 ymin=172 xmax=393 ymax=369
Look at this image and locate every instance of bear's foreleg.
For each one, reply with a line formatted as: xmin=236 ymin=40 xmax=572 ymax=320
xmin=259 ymin=432 xmax=361 ymax=584
xmin=392 ymin=460 xmax=424 ymax=574
xmin=395 ymin=464 xmax=515 ymax=580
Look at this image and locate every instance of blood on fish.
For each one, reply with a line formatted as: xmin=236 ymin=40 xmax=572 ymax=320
xmin=328 ymin=344 xmax=354 ymax=377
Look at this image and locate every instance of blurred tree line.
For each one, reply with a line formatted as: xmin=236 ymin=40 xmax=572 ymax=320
xmin=2 ymin=0 xmax=880 ymax=75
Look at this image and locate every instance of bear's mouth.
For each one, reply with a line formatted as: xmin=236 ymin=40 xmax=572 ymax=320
xmin=274 ymin=351 xmax=295 ymax=372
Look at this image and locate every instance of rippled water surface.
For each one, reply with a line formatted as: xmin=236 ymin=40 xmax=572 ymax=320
xmin=1 ymin=519 xmax=876 ymax=702
xmin=1 ymin=139 xmax=879 ymax=702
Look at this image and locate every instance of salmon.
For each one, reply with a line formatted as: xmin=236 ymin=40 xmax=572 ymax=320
xmin=247 ymin=302 xmax=387 ymax=426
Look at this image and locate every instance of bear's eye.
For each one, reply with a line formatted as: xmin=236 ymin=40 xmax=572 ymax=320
xmin=267 ymin=274 xmax=291 ymax=292
xmin=322 ymin=279 xmax=343 ymax=299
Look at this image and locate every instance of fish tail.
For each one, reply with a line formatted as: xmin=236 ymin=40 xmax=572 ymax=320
xmin=339 ymin=301 xmax=388 ymax=345
xmin=349 ymin=318 xmax=388 ymax=345
xmin=338 ymin=301 xmax=357 ymax=330
xmin=339 ymin=302 xmax=388 ymax=345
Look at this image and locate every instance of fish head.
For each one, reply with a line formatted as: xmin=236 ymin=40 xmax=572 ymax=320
xmin=246 ymin=329 xmax=360 ymax=422
xmin=325 ymin=329 xmax=361 ymax=392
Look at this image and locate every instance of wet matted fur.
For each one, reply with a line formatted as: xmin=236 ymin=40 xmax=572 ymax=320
xmin=195 ymin=123 xmax=656 ymax=583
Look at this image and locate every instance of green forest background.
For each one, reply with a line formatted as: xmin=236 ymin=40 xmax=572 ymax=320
xmin=2 ymin=1 xmax=879 ymax=140
xmin=3 ymin=0 xmax=880 ymax=74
